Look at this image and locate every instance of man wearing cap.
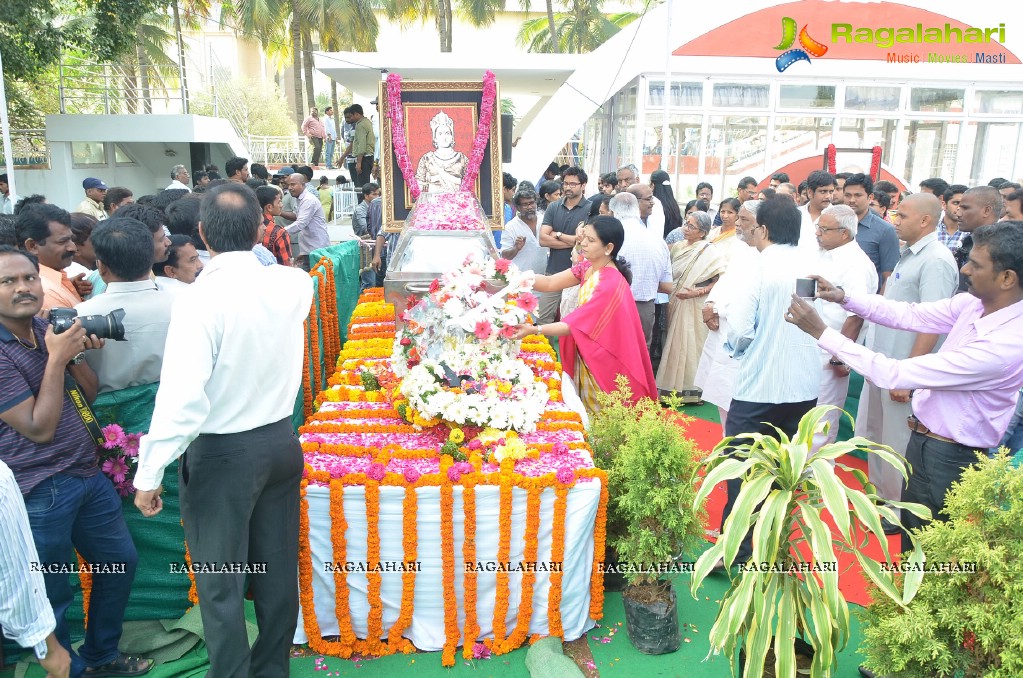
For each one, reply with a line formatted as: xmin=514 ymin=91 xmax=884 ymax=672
xmin=74 ymin=179 xmax=108 ymax=220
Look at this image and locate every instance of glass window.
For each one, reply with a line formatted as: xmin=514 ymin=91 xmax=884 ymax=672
xmin=72 ymin=142 xmax=106 ymax=166
xmin=834 ymin=118 xmax=900 ymax=167
xmin=896 ymin=120 xmax=962 ymax=187
xmin=910 ymin=88 xmax=964 ymax=113
xmin=647 ymin=81 xmax=702 ymax=107
xmin=113 ymin=144 xmax=136 ymax=165
xmin=959 ymin=122 xmax=1020 ymax=187
xmin=703 ymin=115 xmax=768 ymax=200
xmin=844 ymin=86 xmax=900 ymax=111
xmin=972 ymin=90 xmax=1023 ymax=115
xmin=643 ymin=114 xmax=702 ymax=188
xmin=779 ymin=85 xmax=836 ymax=109
xmin=712 ymin=84 xmax=769 ymax=108
xmin=772 ymin=117 xmax=834 ymax=166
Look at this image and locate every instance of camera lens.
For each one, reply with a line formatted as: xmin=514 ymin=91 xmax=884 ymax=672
xmin=79 ymin=308 xmax=127 ymax=341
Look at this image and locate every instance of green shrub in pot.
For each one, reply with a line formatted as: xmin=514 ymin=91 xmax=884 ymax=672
xmin=689 ymin=405 xmax=931 ymax=677
xmin=859 ymin=451 xmax=1023 ymax=677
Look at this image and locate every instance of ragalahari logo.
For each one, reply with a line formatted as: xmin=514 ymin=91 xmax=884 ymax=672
xmin=773 ymin=17 xmax=829 ymax=71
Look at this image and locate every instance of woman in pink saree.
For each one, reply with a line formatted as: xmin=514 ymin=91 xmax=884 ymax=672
xmin=513 ymin=215 xmax=657 ymax=414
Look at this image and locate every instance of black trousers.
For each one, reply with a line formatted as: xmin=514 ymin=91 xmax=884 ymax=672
xmin=720 ymin=398 xmax=817 ymax=563
xmin=354 ymin=155 xmax=374 ymax=189
xmin=179 ymin=417 xmax=303 ymax=678
xmin=309 ymin=137 xmax=323 ymax=166
xmin=900 ymin=430 xmax=983 ymax=554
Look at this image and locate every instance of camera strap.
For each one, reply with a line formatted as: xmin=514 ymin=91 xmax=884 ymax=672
xmin=64 ymin=373 xmax=105 ymax=448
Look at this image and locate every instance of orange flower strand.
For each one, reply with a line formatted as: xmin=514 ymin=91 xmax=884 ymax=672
xmin=577 ymin=468 xmax=608 ymax=620
xmin=548 ymin=484 xmax=569 ymax=637
xmin=386 ymin=487 xmax=418 ymax=651
xmin=439 ymin=459 xmax=458 ymax=666
xmin=489 ymin=475 xmax=514 ymax=652
xmin=78 ymin=552 xmax=91 ymax=628
xmin=461 ymin=480 xmax=479 ymax=659
xmin=364 ymin=481 xmax=386 ymax=655
xmin=329 ymin=480 xmax=357 ymax=654
xmin=498 ymin=486 xmax=541 ymax=653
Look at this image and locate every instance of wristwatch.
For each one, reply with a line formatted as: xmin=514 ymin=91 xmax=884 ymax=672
xmin=34 ymin=638 xmax=47 ymax=660
xmin=71 ymin=352 xmax=86 ymax=365
xmin=555 ymin=232 xmax=562 ymax=241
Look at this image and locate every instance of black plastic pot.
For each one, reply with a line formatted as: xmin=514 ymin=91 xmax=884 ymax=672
xmin=739 ymin=636 xmax=815 ymax=676
xmin=622 ymin=582 xmax=680 ymax=655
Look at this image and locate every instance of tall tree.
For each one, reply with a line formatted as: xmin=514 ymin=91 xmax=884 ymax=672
xmin=383 ymin=0 xmax=504 ymax=53
xmin=516 ymin=3 xmax=637 ymax=54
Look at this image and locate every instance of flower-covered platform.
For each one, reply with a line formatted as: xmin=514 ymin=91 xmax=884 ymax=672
xmin=294 ymin=290 xmax=607 ymax=666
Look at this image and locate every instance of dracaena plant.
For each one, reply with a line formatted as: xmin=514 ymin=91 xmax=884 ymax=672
xmin=689 ymin=405 xmax=932 ymax=678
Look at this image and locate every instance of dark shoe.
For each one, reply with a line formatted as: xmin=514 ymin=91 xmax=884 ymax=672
xmin=858 ymin=665 xmax=882 ymax=678
xmin=85 ymin=654 xmax=154 ymax=677
xmin=881 ymin=519 xmax=901 ymax=535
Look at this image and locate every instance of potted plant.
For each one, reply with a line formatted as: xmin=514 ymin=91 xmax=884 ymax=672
xmin=859 ymin=451 xmax=1023 ymax=677
xmin=689 ymin=405 xmax=931 ymax=677
xmin=591 ymin=377 xmax=707 ymax=655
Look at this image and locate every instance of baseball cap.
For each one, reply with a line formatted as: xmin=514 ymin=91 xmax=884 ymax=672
xmin=83 ymin=177 xmax=108 ymax=190
xmin=275 ymin=167 xmax=295 ymax=176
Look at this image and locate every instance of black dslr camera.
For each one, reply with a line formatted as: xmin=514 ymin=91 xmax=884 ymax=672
xmin=49 ymin=308 xmax=127 ymax=341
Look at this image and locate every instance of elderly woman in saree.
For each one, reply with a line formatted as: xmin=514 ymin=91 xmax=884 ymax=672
xmin=414 ymin=111 xmax=468 ymax=194
xmin=655 ymin=210 xmax=727 ymax=395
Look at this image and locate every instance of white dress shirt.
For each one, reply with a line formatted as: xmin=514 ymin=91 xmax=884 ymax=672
xmin=646 ymin=197 xmax=665 ymax=235
xmin=810 ymin=241 xmax=879 ymax=337
xmin=797 ymin=205 xmax=824 ymax=258
xmin=135 ymin=251 xmax=313 ymax=491
xmin=155 ymin=276 xmax=191 ymax=292
xmin=502 ymin=213 xmax=549 ymax=275
xmin=0 ymin=460 xmax=56 ymax=656
xmin=166 ymin=180 xmax=192 ymax=192
xmin=618 ymin=216 xmax=671 ymax=302
xmin=726 ymin=243 xmax=820 ymax=404
xmin=0 ymin=192 xmax=18 ymax=215
xmin=75 ymin=279 xmax=177 ymax=394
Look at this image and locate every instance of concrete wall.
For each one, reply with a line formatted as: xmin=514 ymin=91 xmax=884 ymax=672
xmin=12 ymin=115 xmax=245 ymax=210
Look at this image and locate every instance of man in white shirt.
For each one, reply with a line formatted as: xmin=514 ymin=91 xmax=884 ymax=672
xmin=807 ymin=205 xmax=878 ymax=451
xmin=609 ymin=192 xmax=672 ymax=345
xmin=285 ymin=173 xmax=330 ymax=270
xmin=134 ymin=183 xmax=313 ymax=678
xmin=616 ymin=164 xmax=666 ymax=232
xmin=75 ymin=217 xmax=176 ymax=394
xmin=0 ymin=459 xmax=71 ymax=678
xmin=0 ymin=173 xmax=18 ymax=215
xmin=166 ymin=165 xmax=192 ymax=192
xmin=720 ymin=197 xmax=820 ymax=565
xmin=501 ymin=188 xmax=549 ymax=275
xmin=323 ymin=106 xmax=338 ymax=169
xmin=797 ymin=170 xmax=835 ymax=257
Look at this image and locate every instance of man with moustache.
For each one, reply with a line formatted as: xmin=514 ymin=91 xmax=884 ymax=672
xmin=538 ymin=167 xmax=590 ymax=324
xmin=501 ymin=188 xmax=548 ymax=275
xmin=15 ymin=204 xmax=91 ymax=312
xmin=936 ymin=184 xmax=967 ymax=251
xmin=284 ymin=173 xmax=330 ymax=270
xmin=797 ymin=170 xmax=836 ymax=256
xmin=954 ymin=186 xmax=1002 ymax=292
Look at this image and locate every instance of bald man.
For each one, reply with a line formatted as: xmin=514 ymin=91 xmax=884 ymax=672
xmin=284 ymin=173 xmax=329 ymax=270
xmin=855 ymin=192 xmax=959 ymax=531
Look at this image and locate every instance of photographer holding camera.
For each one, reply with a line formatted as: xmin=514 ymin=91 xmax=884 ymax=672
xmin=75 ymin=217 xmax=174 ymax=394
xmin=0 ymin=245 xmax=152 ymax=678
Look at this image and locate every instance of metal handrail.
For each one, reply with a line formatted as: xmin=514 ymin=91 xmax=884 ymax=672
xmin=0 ymin=129 xmax=49 ymax=168
xmin=247 ymin=136 xmax=311 ymax=166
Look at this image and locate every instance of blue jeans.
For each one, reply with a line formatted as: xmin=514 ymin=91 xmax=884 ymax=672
xmin=24 ymin=472 xmax=139 ymax=678
xmin=324 ymin=139 xmax=336 ymax=168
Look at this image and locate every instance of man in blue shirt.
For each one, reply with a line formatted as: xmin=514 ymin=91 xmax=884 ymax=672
xmin=842 ymin=173 xmax=900 ymax=291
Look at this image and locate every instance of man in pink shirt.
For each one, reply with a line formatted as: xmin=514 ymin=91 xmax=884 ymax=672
xmin=786 ymin=221 xmax=1023 ymax=554
xmin=301 ymin=108 xmax=327 ymax=168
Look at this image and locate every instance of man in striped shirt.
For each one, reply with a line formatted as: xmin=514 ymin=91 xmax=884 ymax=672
xmin=0 ymin=246 xmax=151 ymax=678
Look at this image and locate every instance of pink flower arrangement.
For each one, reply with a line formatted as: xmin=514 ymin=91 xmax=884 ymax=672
xmin=98 ymin=424 xmax=140 ymax=495
xmin=403 ymin=467 xmax=421 ymax=483
xmin=460 ymin=71 xmax=498 ymax=193
xmin=494 ymin=258 xmax=511 ymax=275
xmin=366 ymin=462 xmax=387 ymax=482
xmin=386 ymin=73 xmax=420 ymax=201
xmin=556 ymin=467 xmax=576 ymax=485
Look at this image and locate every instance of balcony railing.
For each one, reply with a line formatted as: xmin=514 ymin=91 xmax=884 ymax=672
xmin=246 ymin=136 xmax=311 ymax=166
xmin=0 ymin=130 xmax=49 ymax=169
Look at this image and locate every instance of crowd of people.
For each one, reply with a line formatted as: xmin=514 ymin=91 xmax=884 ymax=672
xmin=1 ymin=148 xmax=1022 ymax=678
xmin=0 ymin=170 xmax=316 ymax=677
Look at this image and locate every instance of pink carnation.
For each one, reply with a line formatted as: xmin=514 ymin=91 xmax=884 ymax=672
xmin=474 ymin=320 xmax=493 ymax=341
xmin=455 ymin=462 xmax=474 ymax=475
xmin=472 ymin=642 xmax=491 ymax=659
xmin=447 ymin=466 xmax=463 ymax=483
xmin=499 ymin=324 xmax=517 ymax=339
xmin=556 ymin=467 xmax=575 ymax=484
xmin=552 ymin=442 xmax=570 ymax=455
xmin=515 ymin=293 xmax=539 ymax=313
xmin=403 ymin=468 xmax=421 ymax=483
xmin=366 ymin=462 xmax=387 ymax=482
xmin=467 ymin=439 xmax=483 ymax=451
xmin=494 ymin=258 xmax=512 ymax=274
xmin=101 ymin=424 xmax=125 ymax=450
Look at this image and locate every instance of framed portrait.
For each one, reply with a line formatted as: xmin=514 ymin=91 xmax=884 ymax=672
xmin=379 ymin=80 xmax=503 ymax=233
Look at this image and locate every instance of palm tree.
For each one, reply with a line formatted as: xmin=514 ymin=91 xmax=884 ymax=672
xmin=516 ymin=1 xmax=638 ymax=54
xmin=383 ymin=0 xmax=507 ymax=52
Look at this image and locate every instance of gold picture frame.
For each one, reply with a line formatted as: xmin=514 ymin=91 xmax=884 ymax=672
xmin=378 ymin=79 xmax=503 ymax=233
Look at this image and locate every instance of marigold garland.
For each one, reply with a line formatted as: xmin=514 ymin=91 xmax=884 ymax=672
xmin=577 ymin=468 xmax=608 ymax=620
xmin=489 ymin=475 xmax=514 ymax=652
xmin=549 ymin=485 xmax=569 ymax=637
xmin=387 ymin=487 xmax=418 ymax=651
xmin=439 ymin=458 xmax=458 ymax=666
xmin=461 ymin=479 xmax=479 ymax=659
xmin=364 ymin=481 xmax=386 ymax=655
xmin=182 ymin=532 xmax=199 ymax=606
xmin=497 ymin=486 xmax=541 ymax=653
xmin=329 ymin=479 xmax=357 ymax=654
xmin=78 ymin=552 xmax=91 ymax=628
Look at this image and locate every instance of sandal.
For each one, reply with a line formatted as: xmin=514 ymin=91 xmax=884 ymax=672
xmin=85 ymin=654 xmax=154 ymax=677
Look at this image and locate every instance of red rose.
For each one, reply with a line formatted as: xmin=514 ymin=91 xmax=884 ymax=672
xmin=400 ymin=337 xmax=412 ymax=346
